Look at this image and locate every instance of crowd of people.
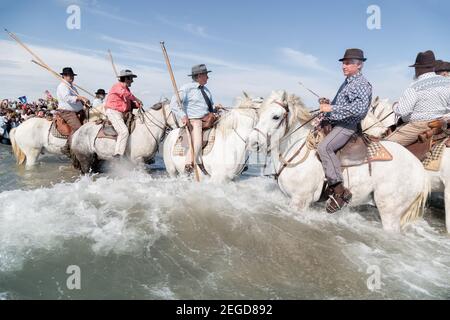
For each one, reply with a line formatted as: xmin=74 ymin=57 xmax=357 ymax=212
xmin=0 ymin=96 xmax=58 ymax=144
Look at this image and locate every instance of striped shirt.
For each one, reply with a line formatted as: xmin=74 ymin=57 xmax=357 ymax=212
xmin=326 ymin=72 xmax=372 ymax=126
xmin=394 ymin=72 xmax=450 ymax=122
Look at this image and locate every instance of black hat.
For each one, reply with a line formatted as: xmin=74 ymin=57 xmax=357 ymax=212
xmin=188 ymin=64 xmax=212 ymax=77
xmin=60 ymin=67 xmax=77 ymax=76
xmin=95 ymin=89 xmax=106 ymax=95
xmin=339 ymin=48 xmax=367 ymax=62
xmin=409 ymin=50 xmax=436 ymax=68
xmin=435 ymin=60 xmax=450 ymax=72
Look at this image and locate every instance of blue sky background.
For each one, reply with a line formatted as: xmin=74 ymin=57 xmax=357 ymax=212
xmin=1 ymin=0 xmax=449 ymax=107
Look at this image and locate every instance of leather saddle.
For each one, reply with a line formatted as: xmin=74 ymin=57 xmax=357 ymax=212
xmin=50 ymin=114 xmax=71 ymax=139
xmin=317 ymin=124 xmax=393 ymax=167
xmin=403 ymin=119 xmax=450 ymax=161
xmin=96 ymin=113 xmax=136 ymax=140
xmin=177 ymin=127 xmax=214 ymax=150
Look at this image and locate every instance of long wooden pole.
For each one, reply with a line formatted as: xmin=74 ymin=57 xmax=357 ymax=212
xmin=5 ymin=28 xmax=95 ymax=98
xmin=108 ymin=49 xmax=119 ymax=78
xmin=160 ymin=41 xmax=199 ymax=182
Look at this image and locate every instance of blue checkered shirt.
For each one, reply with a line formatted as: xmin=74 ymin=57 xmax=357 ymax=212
xmin=325 ymin=72 xmax=372 ymax=126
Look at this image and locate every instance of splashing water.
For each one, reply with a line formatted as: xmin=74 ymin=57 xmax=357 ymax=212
xmin=0 ymin=145 xmax=449 ymax=299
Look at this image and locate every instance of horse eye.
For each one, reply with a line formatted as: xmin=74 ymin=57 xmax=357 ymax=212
xmin=273 ymin=115 xmax=280 ymax=121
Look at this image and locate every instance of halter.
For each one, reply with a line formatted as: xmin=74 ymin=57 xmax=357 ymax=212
xmin=252 ymin=100 xmax=290 ymax=152
xmin=137 ymin=103 xmax=176 ymax=148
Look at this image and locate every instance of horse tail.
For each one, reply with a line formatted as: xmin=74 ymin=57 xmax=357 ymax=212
xmin=400 ymin=175 xmax=430 ymax=227
xmin=10 ymin=128 xmax=26 ymax=165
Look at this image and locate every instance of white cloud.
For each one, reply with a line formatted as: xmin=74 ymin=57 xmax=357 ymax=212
xmin=0 ymin=38 xmax=412 ymax=111
xmin=280 ymin=47 xmax=330 ymax=73
xmin=184 ymin=24 xmax=209 ymax=38
xmin=87 ymin=8 xmax=145 ymax=26
xmin=99 ymin=34 xmax=250 ymax=71
xmin=157 ymin=15 xmax=218 ymax=40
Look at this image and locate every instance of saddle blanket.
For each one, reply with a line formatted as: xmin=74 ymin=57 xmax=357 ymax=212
xmin=173 ymin=128 xmax=216 ymax=157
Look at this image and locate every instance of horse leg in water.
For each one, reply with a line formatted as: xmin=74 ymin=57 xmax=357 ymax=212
xmin=24 ymin=147 xmax=42 ymax=166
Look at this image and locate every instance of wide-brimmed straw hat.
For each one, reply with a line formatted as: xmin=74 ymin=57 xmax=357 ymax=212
xmin=118 ymin=69 xmax=137 ymax=78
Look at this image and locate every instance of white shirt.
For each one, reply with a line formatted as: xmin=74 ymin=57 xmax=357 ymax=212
xmin=394 ymin=73 xmax=450 ymax=122
xmin=56 ymin=82 xmax=83 ymax=112
xmin=0 ymin=116 xmax=6 ymax=136
xmin=93 ymin=98 xmax=104 ymax=108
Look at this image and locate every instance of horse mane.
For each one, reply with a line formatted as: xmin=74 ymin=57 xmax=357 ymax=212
xmin=287 ymin=93 xmax=312 ymax=126
xmin=261 ymin=90 xmax=312 ymax=128
xmin=216 ymin=95 xmax=261 ymax=135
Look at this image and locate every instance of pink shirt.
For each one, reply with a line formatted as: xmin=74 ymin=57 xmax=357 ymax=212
xmin=105 ymin=82 xmax=137 ymax=113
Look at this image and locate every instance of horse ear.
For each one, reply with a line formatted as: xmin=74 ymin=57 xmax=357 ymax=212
xmin=242 ymin=91 xmax=250 ymax=100
xmin=281 ymin=91 xmax=288 ymax=103
xmin=373 ymin=96 xmax=380 ymax=106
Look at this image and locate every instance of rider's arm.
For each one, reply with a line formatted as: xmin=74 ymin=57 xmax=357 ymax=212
xmin=393 ymin=87 xmax=417 ymax=121
xmin=57 ymin=83 xmax=78 ymax=104
xmin=327 ymin=83 xmax=372 ymax=121
xmin=170 ymin=85 xmax=189 ymax=119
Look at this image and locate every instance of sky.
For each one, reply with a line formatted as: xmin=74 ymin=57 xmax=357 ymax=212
xmin=0 ymin=0 xmax=449 ymax=108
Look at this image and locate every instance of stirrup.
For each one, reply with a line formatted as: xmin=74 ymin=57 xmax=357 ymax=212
xmin=325 ymin=188 xmax=352 ymax=214
xmin=184 ymin=164 xmax=194 ymax=175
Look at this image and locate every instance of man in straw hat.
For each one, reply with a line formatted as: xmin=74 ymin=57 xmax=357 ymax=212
xmin=105 ymin=69 xmax=143 ymax=159
xmin=170 ymin=64 xmax=220 ymax=175
xmin=317 ymin=48 xmax=373 ymax=213
xmin=56 ymin=67 xmax=90 ymax=155
xmin=435 ymin=60 xmax=450 ymax=77
xmin=386 ymin=50 xmax=450 ymax=146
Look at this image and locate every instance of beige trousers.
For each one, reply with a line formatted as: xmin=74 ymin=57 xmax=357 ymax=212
xmin=185 ymin=119 xmax=203 ymax=166
xmin=106 ymin=109 xmax=129 ymax=156
xmin=386 ymin=121 xmax=430 ymax=146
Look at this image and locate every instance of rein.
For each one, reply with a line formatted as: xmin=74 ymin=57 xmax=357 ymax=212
xmin=137 ymin=105 xmax=174 ymax=147
xmin=362 ymin=102 xmax=397 ymax=133
xmin=252 ymin=99 xmax=320 ymax=180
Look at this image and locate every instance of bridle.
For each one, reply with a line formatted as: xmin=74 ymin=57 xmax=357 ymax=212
xmin=137 ymin=103 xmax=176 ymax=147
xmin=252 ymin=100 xmax=290 ymax=151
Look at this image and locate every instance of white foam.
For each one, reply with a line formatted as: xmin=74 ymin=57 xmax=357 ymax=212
xmin=1 ymin=169 xmax=449 ymax=298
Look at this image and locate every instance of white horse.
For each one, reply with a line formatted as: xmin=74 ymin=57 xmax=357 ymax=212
xmin=10 ymin=103 xmax=176 ymax=173
xmin=70 ymin=102 xmax=177 ymax=173
xmin=248 ymin=91 xmax=430 ymax=233
xmin=163 ymin=95 xmax=261 ymax=183
xmin=10 ymin=117 xmax=70 ymax=167
xmin=9 ymin=107 xmax=107 ymax=168
xmin=363 ymin=98 xmax=450 ymax=233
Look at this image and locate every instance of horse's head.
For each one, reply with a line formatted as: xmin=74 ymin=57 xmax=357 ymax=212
xmin=361 ymin=97 xmax=396 ymax=138
xmin=216 ymin=92 xmax=262 ymax=141
xmin=248 ymin=90 xmax=311 ymax=153
xmin=147 ymin=98 xmax=178 ymax=130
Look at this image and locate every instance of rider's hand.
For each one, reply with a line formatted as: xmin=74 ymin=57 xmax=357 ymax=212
xmin=78 ymin=96 xmax=90 ymax=106
xmin=182 ymin=116 xmax=190 ymax=126
xmin=214 ymin=104 xmax=225 ymax=112
xmin=135 ymin=99 xmax=143 ymax=108
xmin=320 ymin=103 xmax=333 ymax=113
xmin=318 ymin=97 xmax=330 ymax=105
